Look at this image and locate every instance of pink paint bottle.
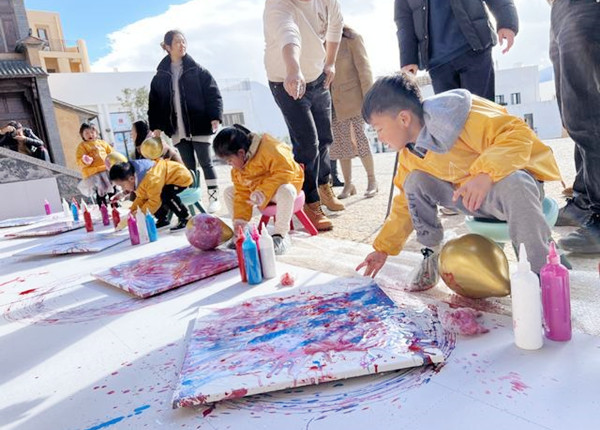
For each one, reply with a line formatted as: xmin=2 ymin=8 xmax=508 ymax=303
xmin=540 ymin=242 xmax=571 ymax=341
xmin=100 ymin=203 xmax=110 ymax=226
xmin=127 ymin=213 xmax=140 ymax=245
xmin=44 ymin=199 xmax=52 ymax=215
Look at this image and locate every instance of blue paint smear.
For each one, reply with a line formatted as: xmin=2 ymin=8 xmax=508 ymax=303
xmin=82 ymin=405 xmax=151 ymax=430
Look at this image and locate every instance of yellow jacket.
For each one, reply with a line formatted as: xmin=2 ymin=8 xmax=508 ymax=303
xmin=75 ymin=139 xmax=113 ymax=178
xmin=130 ymin=159 xmax=193 ymax=214
xmin=374 ymin=96 xmax=562 ymax=256
xmin=231 ymin=133 xmax=304 ymax=221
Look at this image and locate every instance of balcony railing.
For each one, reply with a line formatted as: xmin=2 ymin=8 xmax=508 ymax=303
xmin=41 ymin=39 xmax=81 ymax=53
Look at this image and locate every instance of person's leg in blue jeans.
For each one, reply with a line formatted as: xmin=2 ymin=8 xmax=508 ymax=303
xmin=551 ymin=0 xmax=600 ymax=253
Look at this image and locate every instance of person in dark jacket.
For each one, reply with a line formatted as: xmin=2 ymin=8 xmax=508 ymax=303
xmin=0 ymin=121 xmax=49 ymax=161
xmin=394 ymin=0 xmax=519 ymax=101
xmin=148 ymin=30 xmax=223 ymax=213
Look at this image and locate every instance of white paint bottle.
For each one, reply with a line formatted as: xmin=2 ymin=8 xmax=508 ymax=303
xmin=258 ymin=228 xmax=277 ymax=279
xmin=511 ymin=243 xmax=543 ymax=350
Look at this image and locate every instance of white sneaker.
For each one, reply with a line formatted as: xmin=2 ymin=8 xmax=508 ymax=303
xmin=272 ymin=234 xmax=291 ymax=255
xmin=207 ymin=199 xmax=221 ymax=214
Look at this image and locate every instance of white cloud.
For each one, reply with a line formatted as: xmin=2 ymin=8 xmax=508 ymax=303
xmin=92 ymin=0 xmax=553 ymax=81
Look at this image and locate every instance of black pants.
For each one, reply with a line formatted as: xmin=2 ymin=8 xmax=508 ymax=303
xmin=154 ymin=184 xmax=189 ymax=222
xmin=175 ymin=139 xmax=218 ymax=189
xmin=269 ymin=73 xmax=333 ymax=204
xmin=550 ymin=0 xmax=600 ymax=213
xmin=428 ymin=47 xmax=494 ymax=101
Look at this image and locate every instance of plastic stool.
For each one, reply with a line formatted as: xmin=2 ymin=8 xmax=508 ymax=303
xmin=465 ymin=197 xmax=559 ymax=243
xmin=258 ymin=190 xmax=318 ymax=236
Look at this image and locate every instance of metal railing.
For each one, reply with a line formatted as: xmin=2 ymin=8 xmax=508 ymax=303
xmin=42 ymin=38 xmax=81 ymax=53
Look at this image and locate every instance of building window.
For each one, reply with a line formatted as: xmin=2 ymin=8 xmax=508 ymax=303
xmin=222 ymin=112 xmax=245 ymax=127
xmin=37 ymin=28 xmax=49 ymax=40
xmin=524 ymin=113 xmax=534 ymax=130
xmin=495 ymin=95 xmax=506 ymax=105
xmin=510 ymin=92 xmax=521 ymax=105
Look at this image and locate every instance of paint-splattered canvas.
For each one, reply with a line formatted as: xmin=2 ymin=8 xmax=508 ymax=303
xmin=93 ymin=246 xmax=239 ymax=298
xmin=0 ymin=215 xmax=45 ymax=228
xmin=5 ymin=221 xmax=85 ymax=237
xmin=172 ymin=280 xmax=445 ymax=408
xmin=13 ymin=233 xmax=128 ymax=257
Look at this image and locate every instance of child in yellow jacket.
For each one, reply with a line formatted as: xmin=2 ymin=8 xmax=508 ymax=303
xmin=213 ymin=124 xmax=304 ymax=255
xmin=109 ymin=158 xmax=193 ymax=231
xmin=356 ymin=72 xmax=562 ymax=277
xmin=76 ymin=122 xmax=115 ymax=205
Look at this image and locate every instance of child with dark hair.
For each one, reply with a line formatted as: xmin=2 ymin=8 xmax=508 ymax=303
xmin=213 ymin=124 xmax=304 ymax=255
xmin=131 ymin=120 xmax=183 ymax=164
xmin=110 ymin=158 xmax=192 ymax=231
xmin=76 ymin=122 xmax=115 ymax=205
xmin=356 ymin=72 xmax=563 ymax=279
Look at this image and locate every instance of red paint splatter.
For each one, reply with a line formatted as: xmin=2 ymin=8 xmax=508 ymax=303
xmin=19 ymin=288 xmax=37 ymax=295
xmin=0 ymin=277 xmax=26 ymax=287
xmin=107 ymin=390 xmax=115 ymax=395
xmin=223 ymin=388 xmax=248 ymax=400
xmin=374 ymin=364 xmax=379 ymax=373
xmin=202 ymin=404 xmax=215 ymax=417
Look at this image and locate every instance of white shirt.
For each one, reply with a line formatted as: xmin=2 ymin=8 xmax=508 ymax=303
xmin=263 ymin=0 xmax=343 ymax=83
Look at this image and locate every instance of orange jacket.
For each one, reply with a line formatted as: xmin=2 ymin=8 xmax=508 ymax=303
xmin=75 ymin=139 xmax=113 ymax=178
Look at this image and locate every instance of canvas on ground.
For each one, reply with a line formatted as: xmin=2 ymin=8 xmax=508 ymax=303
xmin=172 ymin=280 xmax=445 ymax=408
xmin=93 ymin=246 xmax=239 ymax=298
xmin=13 ymin=232 xmax=128 ymax=256
xmin=5 ymin=221 xmax=85 ymax=238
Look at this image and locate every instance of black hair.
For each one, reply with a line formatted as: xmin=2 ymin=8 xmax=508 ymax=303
xmin=213 ymin=124 xmax=253 ymax=158
xmin=361 ymin=72 xmax=424 ymax=123
xmin=7 ymin=120 xmax=22 ymax=129
xmin=79 ymin=122 xmax=98 ymax=139
xmin=161 ymin=30 xmax=185 ymax=50
xmin=132 ymin=120 xmax=150 ymax=146
xmin=109 ymin=161 xmax=135 ymax=181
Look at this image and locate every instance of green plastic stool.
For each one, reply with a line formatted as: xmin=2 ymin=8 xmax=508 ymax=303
xmin=174 ymin=169 xmax=206 ymax=217
xmin=464 ymin=197 xmax=559 ymax=244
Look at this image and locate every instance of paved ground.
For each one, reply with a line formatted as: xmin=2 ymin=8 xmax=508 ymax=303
xmin=208 ymin=137 xmax=598 ymax=272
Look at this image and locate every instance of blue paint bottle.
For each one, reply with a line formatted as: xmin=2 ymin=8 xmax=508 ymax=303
xmin=70 ymin=201 xmax=79 ymax=222
xmin=145 ymin=209 xmax=158 ymax=242
xmin=242 ymin=228 xmax=262 ymax=285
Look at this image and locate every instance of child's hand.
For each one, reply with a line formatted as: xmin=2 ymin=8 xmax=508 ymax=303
xmin=82 ymin=154 xmax=93 ymax=165
xmin=248 ymin=191 xmax=266 ymax=207
xmin=356 ymin=251 xmax=388 ymax=278
xmin=452 ymin=173 xmax=493 ymax=212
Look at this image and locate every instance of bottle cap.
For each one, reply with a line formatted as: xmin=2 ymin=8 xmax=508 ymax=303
xmin=547 ymin=241 xmax=560 ymax=265
xmin=517 ymin=243 xmax=530 ymax=271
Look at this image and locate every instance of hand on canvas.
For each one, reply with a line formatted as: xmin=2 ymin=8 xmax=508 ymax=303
xmin=248 ymin=191 xmax=266 ymax=207
xmin=497 ymin=28 xmax=515 ymax=54
xmin=82 ymin=154 xmax=94 ymax=165
xmin=356 ymin=251 xmax=388 ymax=278
xmin=452 ymin=173 xmax=493 ymax=212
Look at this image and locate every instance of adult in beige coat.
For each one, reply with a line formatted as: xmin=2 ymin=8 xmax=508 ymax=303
xmin=330 ymin=26 xmax=377 ymax=199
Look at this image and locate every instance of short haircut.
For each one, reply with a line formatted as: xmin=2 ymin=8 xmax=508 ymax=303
xmin=361 ymin=72 xmax=424 ymax=123
xmin=213 ymin=124 xmax=253 ymax=158
xmin=109 ymin=161 xmax=135 ymax=181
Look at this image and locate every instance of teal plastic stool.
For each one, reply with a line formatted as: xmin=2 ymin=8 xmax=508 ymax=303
xmin=464 ymin=197 xmax=559 ymax=243
xmin=177 ymin=169 xmax=206 ymax=216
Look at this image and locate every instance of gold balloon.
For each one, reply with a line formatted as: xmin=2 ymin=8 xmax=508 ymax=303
xmin=439 ymin=234 xmax=510 ymax=299
xmin=105 ymin=152 xmax=128 ymax=168
xmin=140 ymin=137 xmax=164 ymax=160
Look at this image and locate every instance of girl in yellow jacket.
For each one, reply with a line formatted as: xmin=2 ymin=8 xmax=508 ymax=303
xmin=76 ymin=122 xmax=115 ymax=205
xmin=213 ymin=124 xmax=304 ymax=255
xmin=109 ymin=159 xmax=193 ymax=231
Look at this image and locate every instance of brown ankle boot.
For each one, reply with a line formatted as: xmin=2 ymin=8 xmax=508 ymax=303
xmin=304 ymin=202 xmax=333 ymax=231
xmin=318 ymin=184 xmax=345 ymax=211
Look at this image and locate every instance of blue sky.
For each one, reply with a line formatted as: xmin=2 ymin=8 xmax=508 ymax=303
xmin=24 ymin=0 xmax=188 ymax=62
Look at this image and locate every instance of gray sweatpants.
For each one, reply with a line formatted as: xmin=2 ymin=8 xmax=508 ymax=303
xmin=404 ymin=170 xmax=550 ymax=273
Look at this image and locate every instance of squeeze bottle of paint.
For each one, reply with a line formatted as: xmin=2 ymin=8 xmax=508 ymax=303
xmin=235 ymin=226 xmax=247 ymax=282
xmin=44 ymin=199 xmax=52 ymax=215
xmin=145 ymin=209 xmax=158 ymax=242
xmin=135 ymin=210 xmax=150 ymax=244
xmin=511 ymin=244 xmax=543 ymax=350
xmin=70 ymin=201 xmax=79 ymax=222
xmin=127 ymin=213 xmax=140 ymax=246
xmin=82 ymin=203 xmax=94 ymax=232
xmin=72 ymin=197 xmax=80 ymax=210
xmin=540 ymin=242 xmax=571 ymax=341
xmin=258 ymin=227 xmax=277 ymax=279
xmin=111 ymin=205 xmax=121 ymax=228
xmin=251 ymin=223 xmax=262 ymax=266
xmin=100 ymin=203 xmax=110 ymax=226
xmin=62 ymin=198 xmax=70 ymax=219
xmin=242 ymin=228 xmax=262 ymax=285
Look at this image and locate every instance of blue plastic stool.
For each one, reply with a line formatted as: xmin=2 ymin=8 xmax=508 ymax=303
xmin=464 ymin=197 xmax=559 ymax=243
xmin=173 ymin=169 xmax=206 ymax=217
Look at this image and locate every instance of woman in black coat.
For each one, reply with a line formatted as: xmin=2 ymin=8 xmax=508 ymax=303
xmin=148 ymin=30 xmax=223 ymax=213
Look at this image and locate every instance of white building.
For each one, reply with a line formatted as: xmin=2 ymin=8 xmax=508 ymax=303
xmin=47 ymin=72 xmax=288 ymax=155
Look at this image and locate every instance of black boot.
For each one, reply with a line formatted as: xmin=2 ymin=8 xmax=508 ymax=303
xmin=330 ymin=159 xmax=344 ymax=187
xmin=558 ymin=213 xmax=600 ymax=253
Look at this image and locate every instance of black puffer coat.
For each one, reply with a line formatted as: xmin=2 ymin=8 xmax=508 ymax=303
xmin=394 ymin=0 xmax=519 ymax=70
xmin=148 ymin=54 xmax=223 ymax=138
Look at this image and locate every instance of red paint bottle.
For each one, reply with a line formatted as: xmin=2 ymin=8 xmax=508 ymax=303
xmin=83 ymin=206 xmax=94 ymax=232
xmin=235 ymin=226 xmax=247 ymax=282
xmin=111 ymin=204 xmax=120 ymax=228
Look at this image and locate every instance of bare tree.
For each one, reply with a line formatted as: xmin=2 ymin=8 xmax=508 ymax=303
xmin=117 ymin=87 xmax=149 ymax=123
